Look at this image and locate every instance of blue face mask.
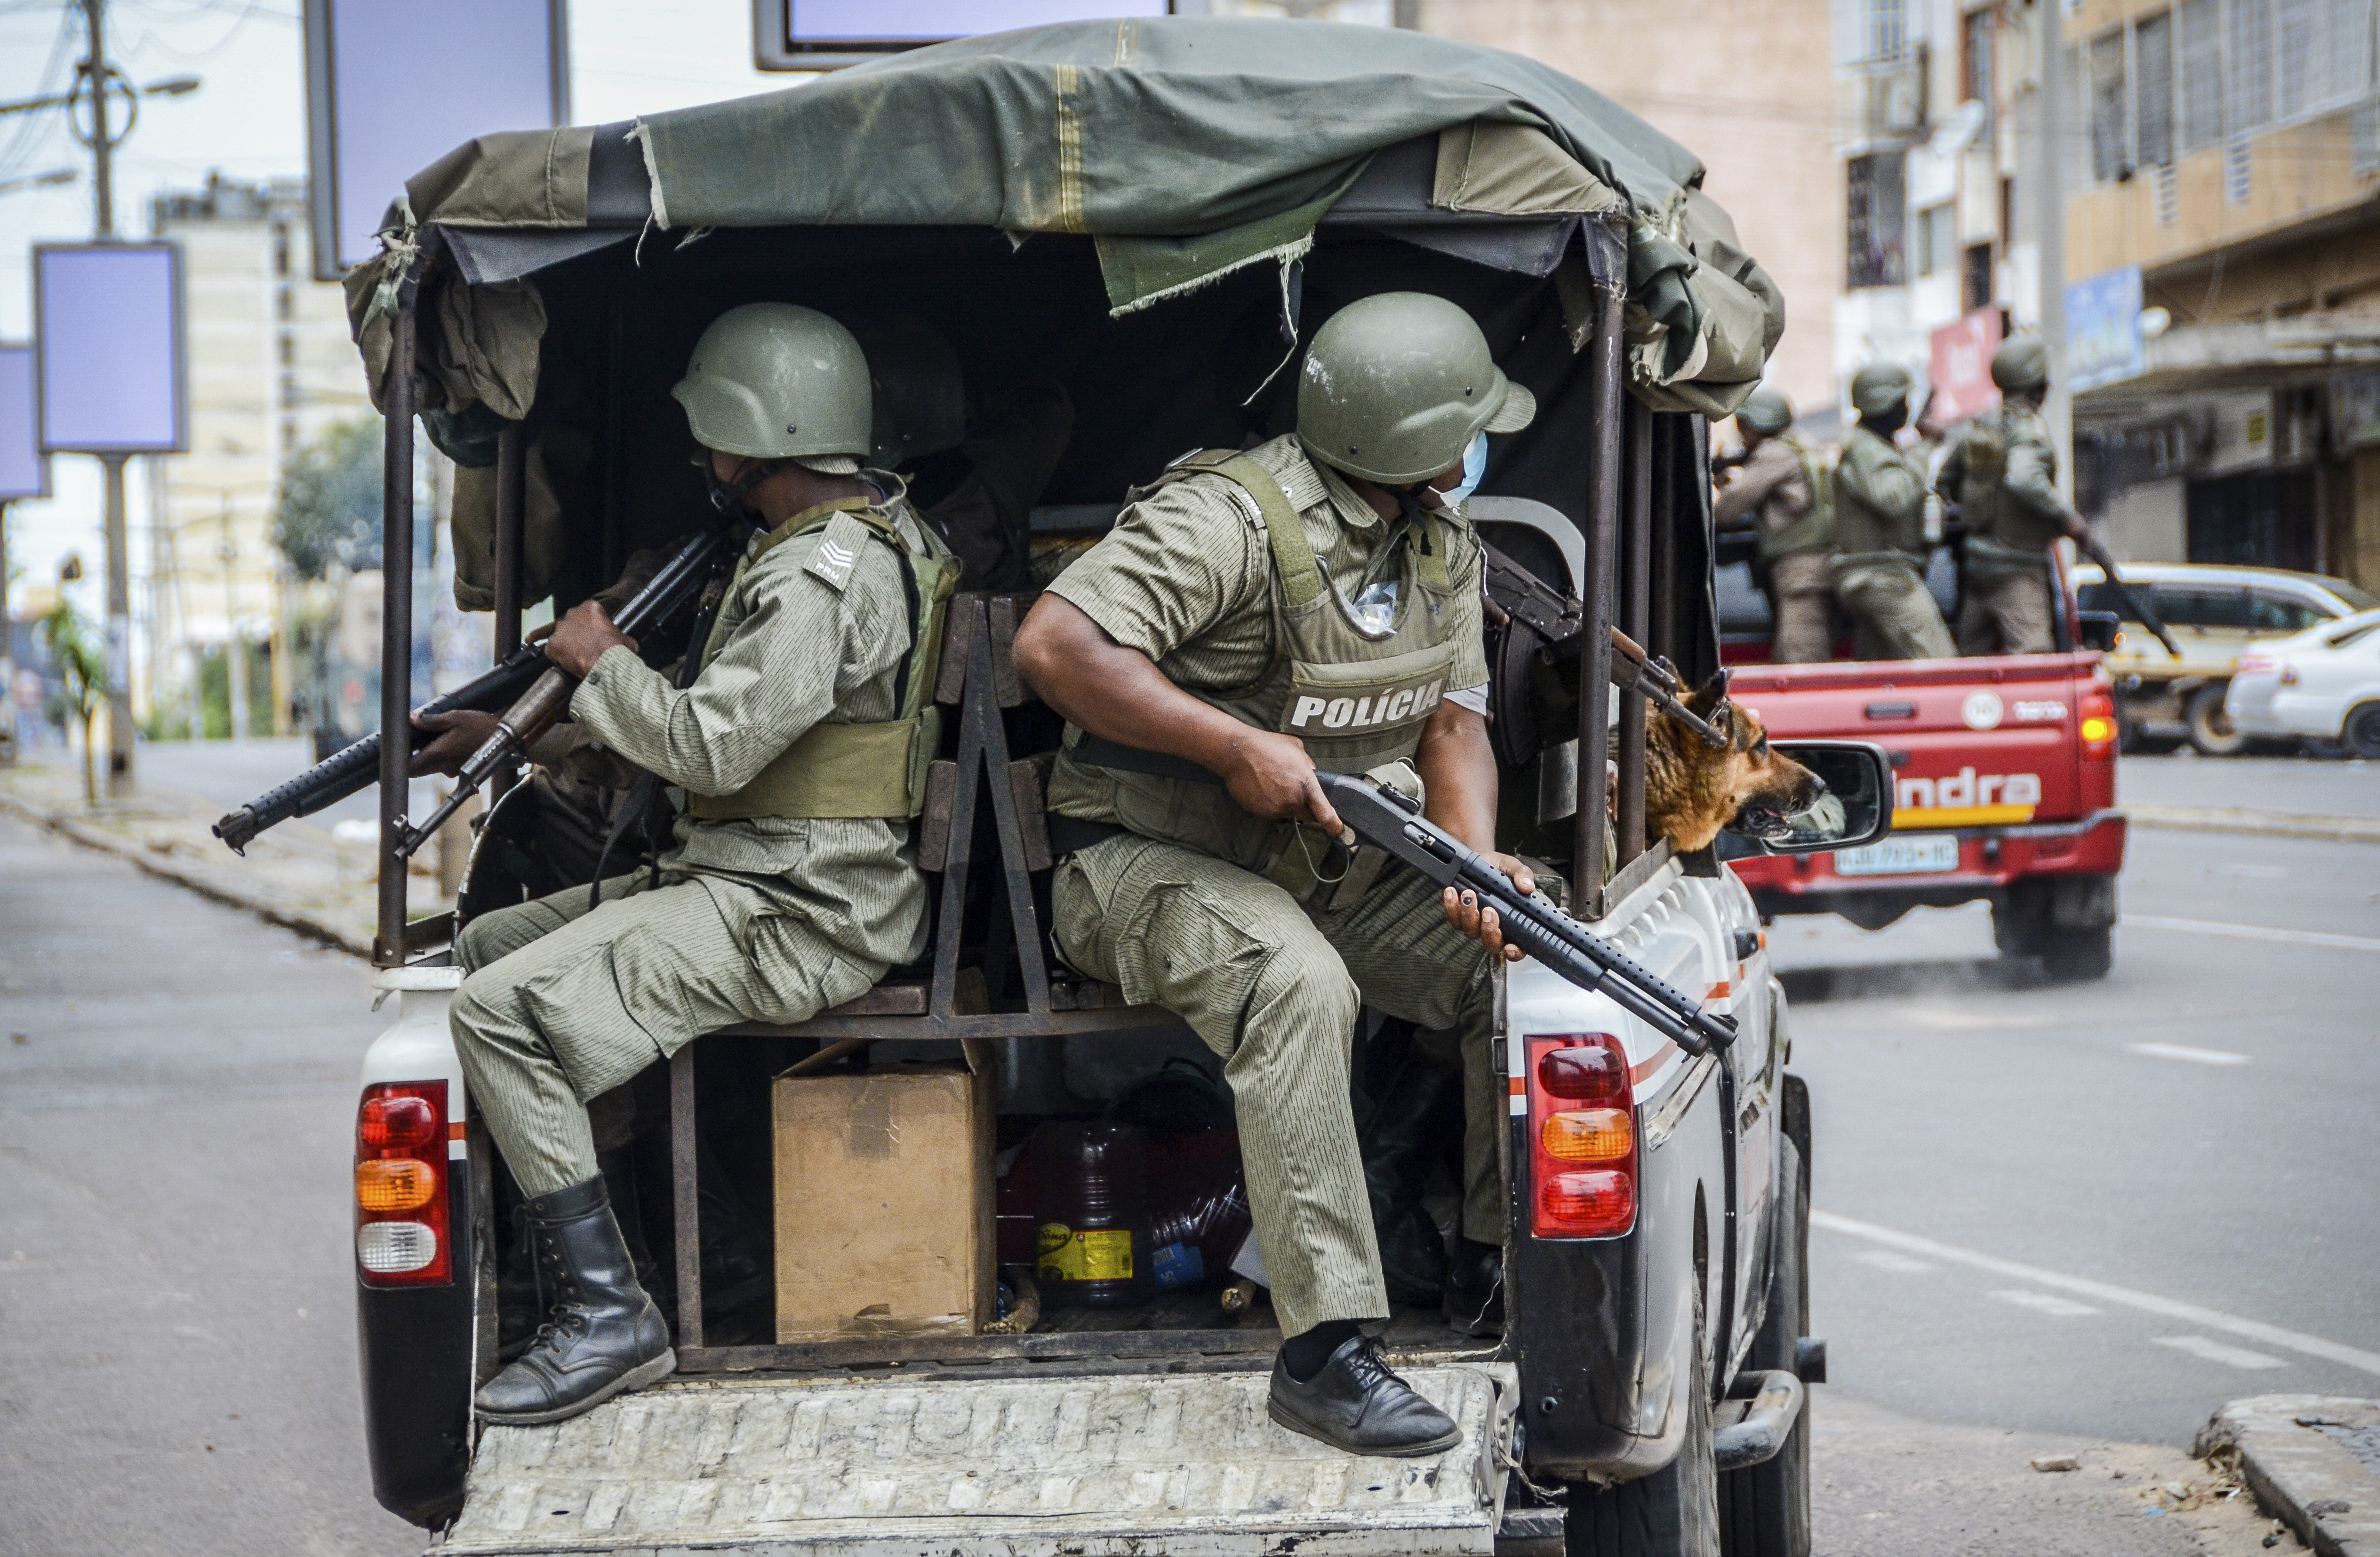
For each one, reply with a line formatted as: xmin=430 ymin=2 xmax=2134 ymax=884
xmin=1440 ymin=431 xmax=1489 ymax=506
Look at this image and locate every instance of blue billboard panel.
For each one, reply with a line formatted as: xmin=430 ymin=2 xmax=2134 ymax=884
xmin=0 ymin=346 xmax=48 ymax=500
xmin=304 ymin=0 xmax=567 ymax=277
xmin=2066 ymin=265 xmax=2145 ymax=393
xmin=787 ymin=1 xmax=1168 ymax=40
xmin=34 ymin=244 xmax=185 ymax=455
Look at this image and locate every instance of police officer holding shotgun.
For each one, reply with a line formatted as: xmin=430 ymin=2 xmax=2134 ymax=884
xmin=411 ymin=302 xmax=957 ymax=1427
xmin=1014 ymin=292 xmax=1535 ymax=1458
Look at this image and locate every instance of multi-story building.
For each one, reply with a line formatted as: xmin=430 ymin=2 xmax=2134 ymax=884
xmin=1835 ymin=0 xmax=2380 ymax=587
xmin=2063 ymin=0 xmax=2380 ymax=584
xmin=1416 ymin=0 xmax=1846 ymax=420
xmin=146 ymin=174 xmax=364 ymax=735
xmin=1834 ymin=0 xmax=2050 ymax=423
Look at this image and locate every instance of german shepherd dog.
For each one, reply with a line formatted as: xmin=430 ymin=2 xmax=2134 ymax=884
xmin=1644 ymin=673 xmax=1827 ymax=853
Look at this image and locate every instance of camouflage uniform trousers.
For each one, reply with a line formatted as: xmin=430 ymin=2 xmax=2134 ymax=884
xmin=1833 ymin=558 xmax=1957 ymax=661
xmin=452 ymin=869 xmax=888 ymax=1198
xmin=1957 ymin=565 xmax=2056 ymax=656
xmin=1766 ymin=551 xmax=1838 ymax=664
xmin=1051 ymin=833 xmax=1497 ymax=1338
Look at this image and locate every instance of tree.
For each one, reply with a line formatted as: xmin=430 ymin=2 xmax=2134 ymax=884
xmin=38 ymin=598 xmax=107 ymax=804
xmin=272 ymin=416 xmax=383 ymax=580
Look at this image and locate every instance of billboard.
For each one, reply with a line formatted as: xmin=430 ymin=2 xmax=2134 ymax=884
xmin=2066 ymin=265 xmax=2146 ymax=394
xmin=758 ymin=0 xmax=1169 ymax=69
xmin=1927 ymin=308 xmax=2004 ymax=425
xmin=303 ymin=0 xmax=570 ymax=280
xmin=0 ymin=345 xmax=48 ymax=500
xmin=33 ymin=244 xmax=186 ymax=456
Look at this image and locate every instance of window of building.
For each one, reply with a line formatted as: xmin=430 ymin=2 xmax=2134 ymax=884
xmin=1962 ymin=242 xmax=1995 ymax=313
xmin=1914 ymin=202 xmax=1954 ymax=275
xmin=2277 ymin=0 xmax=2320 ymax=116
xmin=2179 ymin=0 xmax=2224 ymax=148
xmin=1962 ymin=6 xmax=1996 ymax=125
xmin=2090 ymin=29 xmax=2132 ymax=180
xmin=2227 ymin=0 xmax=2274 ymax=137
xmin=1846 ymin=150 xmax=1907 ymax=289
xmin=2136 ymin=11 xmax=2176 ymax=166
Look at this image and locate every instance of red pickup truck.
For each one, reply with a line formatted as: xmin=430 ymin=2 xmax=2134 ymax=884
xmin=1715 ymin=549 xmax=2127 ymax=980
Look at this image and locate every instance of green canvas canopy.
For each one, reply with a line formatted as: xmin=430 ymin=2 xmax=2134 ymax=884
xmin=356 ymin=17 xmax=1779 ymax=427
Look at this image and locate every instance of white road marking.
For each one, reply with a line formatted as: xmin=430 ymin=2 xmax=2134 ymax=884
xmin=1853 ymin=1250 xmax=1936 ymax=1274
xmin=2127 ymin=1041 xmax=2252 ymax=1066
xmin=2124 ymin=915 xmax=2380 ymax=954
xmin=1990 ymin=1289 xmax=2101 ymax=1317
xmin=2153 ymin=1335 xmax=2288 ymax=1370
xmin=1813 ymin=1211 xmax=2380 ymax=1378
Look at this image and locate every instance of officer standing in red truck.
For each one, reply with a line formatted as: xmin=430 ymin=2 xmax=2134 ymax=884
xmin=1936 ymin=337 xmax=2091 ymax=655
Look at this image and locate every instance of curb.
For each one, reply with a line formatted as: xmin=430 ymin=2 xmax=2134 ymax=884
xmin=2124 ymin=805 xmax=2380 ymax=844
xmin=0 ymin=776 xmax=378 ymax=960
xmin=2197 ymin=1396 xmax=2380 ymax=1557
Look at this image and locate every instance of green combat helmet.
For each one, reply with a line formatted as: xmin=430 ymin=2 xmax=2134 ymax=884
xmin=1849 ymin=362 xmax=1913 ymax=419
xmin=1991 ymin=335 xmax=2050 ymax=395
xmin=846 ymin=311 xmax=965 ymax=471
xmin=1738 ymin=387 xmax=1794 ymax=439
xmin=1296 ymin=292 xmax=1536 ymax=485
xmin=672 ymin=302 xmax=873 ymax=466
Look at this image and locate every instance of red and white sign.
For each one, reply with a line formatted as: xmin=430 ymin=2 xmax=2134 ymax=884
xmin=1928 ymin=308 xmax=2004 ymax=424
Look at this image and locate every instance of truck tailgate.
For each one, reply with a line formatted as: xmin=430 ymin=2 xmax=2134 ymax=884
xmin=439 ymin=1365 xmax=1516 ymax=1557
xmin=1730 ymin=654 xmax=2101 ymax=826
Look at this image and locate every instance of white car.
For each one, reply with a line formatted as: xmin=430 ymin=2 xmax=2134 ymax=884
xmin=2225 ymin=608 xmax=2380 ymax=757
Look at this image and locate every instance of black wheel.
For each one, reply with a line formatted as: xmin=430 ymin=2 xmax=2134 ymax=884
xmin=1568 ymin=1280 xmax=1720 ymax=1557
xmin=1718 ymin=1141 xmax=1810 ymax=1557
xmin=1991 ymin=895 xmax=2052 ymax=958
xmin=2345 ymin=703 xmax=2380 ymax=761
xmin=2041 ymin=925 xmax=2114 ymax=981
xmin=2185 ymin=683 xmax=2246 ymax=757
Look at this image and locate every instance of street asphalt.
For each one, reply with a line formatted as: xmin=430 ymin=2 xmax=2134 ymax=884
xmin=0 ymin=748 xmax=2365 ymax=1554
xmin=0 ymin=813 xmax=415 ymax=1556
xmin=1777 ymin=751 xmax=2380 ymax=1543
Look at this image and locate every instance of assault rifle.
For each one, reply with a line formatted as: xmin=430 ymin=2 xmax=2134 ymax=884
xmin=2073 ymin=532 xmax=2184 ymax=659
xmin=211 ymin=520 xmax=752 ymax=856
xmin=1478 ymin=540 xmax=1728 ymax=747
xmin=1314 ymin=771 xmax=1738 ymax=1056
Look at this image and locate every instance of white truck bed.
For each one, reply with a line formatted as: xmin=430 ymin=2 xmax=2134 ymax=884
xmin=437 ymin=1364 xmax=1519 ymax=1557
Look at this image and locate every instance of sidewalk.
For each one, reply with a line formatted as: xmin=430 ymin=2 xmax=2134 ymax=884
xmin=0 ymin=750 xmax=453 ymax=959
xmin=2199 ymin=1396 xmax=2380 ymax=1557
xmin=2123 ymin=752 xmax=2380 ymax=844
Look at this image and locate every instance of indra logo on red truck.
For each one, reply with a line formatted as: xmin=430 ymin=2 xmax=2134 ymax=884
xmin=1894 ymin=768 xmax=2042 ymax=826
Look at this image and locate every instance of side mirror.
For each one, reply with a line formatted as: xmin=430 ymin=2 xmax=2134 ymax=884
xmin=1731 ymin=740 xmax=1894 ymax=855
xmin=2078 ymin=611 xmax=2121 ymax=653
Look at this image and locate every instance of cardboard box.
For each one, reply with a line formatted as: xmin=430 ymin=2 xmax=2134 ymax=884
xmin=772 ymin=1057 xmax=996 ymax=1343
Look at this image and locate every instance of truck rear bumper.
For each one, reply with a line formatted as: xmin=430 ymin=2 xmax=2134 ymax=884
xmin=1733 ymin=810 xmax=2127 ymax=922
xmin=440 ymin=1365 xmax=1518 ymax=1556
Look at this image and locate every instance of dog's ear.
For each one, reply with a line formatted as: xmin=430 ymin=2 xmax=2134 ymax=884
xmin=1685 ymin=669 xmax=1731 ymax=717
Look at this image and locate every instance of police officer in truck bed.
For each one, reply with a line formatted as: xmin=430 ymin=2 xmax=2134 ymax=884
xmin=1014 ymin=292 xmax=1538 ymax=1460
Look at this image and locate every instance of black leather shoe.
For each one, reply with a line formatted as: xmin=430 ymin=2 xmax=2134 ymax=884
xmin=1268 ymin=1334 xmax=1463 ymax=1457
xmin=475 ymin=1176 xmax=675 ymax=1425
xmin=1444 ymin=1237 xmax=1503 ymax=1337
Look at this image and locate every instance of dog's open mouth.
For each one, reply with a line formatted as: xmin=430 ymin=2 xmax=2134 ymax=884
xmin=1731 ymin=803 xmax=1796 ymax=841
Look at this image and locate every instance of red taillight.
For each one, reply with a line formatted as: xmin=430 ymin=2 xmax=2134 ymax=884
xmin=356 ymin=1081 xmax=451 ymax=1286
xmin=2079 ymin=688 xmax=2118 ymax=760
xmin=1527 ymin=1035 xmax=1637 ymax=1238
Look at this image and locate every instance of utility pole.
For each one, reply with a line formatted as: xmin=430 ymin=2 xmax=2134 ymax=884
xmin=2034 ymin=0 xmax=2074 ymax=504
xmin=216 ymin=496 xmax=249 ymax=740
xmin=79 ymin=0 xmax=138 ymax=793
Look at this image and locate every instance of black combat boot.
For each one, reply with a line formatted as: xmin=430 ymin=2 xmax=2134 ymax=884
xmin=1443 ymin=1237 xmax=1504 ymax=1337
xmin=1269 ymin=1332 xmax=1464 ymax=1457
xmin=1360 ymin=1057 xmax=1462 ymax=1306
xmin=475 ymin=1176 xmax=675 ymax=1425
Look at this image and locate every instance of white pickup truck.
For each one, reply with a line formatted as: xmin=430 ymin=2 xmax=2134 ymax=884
xmin=302 ymin=22 xmax=1882 ymax=1557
